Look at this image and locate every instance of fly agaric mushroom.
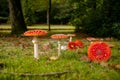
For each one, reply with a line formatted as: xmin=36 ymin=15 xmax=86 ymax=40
xmin=75 ymin=40 xmax=84 ymax=48
xmin=67 ymin=41 xmax=77 ymax=50
xmin=67 ymin=34 xmax=76 ymax=42
xmin=86 ymin=37 xmax=100 ymax=42
xmin=24 ymin=30 xmax=47 ymax=60
xmin=88 ymin=41 xmax=111 ymax=62
xmin=51 ymin=34 xmax=68 ymax=57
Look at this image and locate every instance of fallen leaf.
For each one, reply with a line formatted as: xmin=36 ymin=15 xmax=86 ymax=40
xmin=49 ymin=56 xmax=58 ymax=61
xmin=115 ymin=64 xmax=120 ymax=69
xmin=108 ymin=64 xmax=115 ymax=68
xmin=100 ymin=61 xmax=108 ymax=67
xmin=109 ymin=64 xmax=120 ymax=70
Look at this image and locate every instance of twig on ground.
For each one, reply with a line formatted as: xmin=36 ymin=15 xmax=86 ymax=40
xmin=0 ymin=70 xmax=74 ymax=77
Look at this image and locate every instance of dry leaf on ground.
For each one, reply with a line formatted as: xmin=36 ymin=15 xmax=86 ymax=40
xmin=49 ymin=56 xmax=58 ymax=61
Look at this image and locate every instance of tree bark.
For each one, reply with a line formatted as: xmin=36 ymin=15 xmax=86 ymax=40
xmin=8 ymin=0 xmax=27 ymax=35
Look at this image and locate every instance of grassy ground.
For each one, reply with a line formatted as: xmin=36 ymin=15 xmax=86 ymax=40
xmin=0 ymin=24 xmax=120 ymax=80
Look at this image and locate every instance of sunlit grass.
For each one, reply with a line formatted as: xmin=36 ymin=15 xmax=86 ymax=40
xmin=0 ymin=24 xmax=75 ymax=29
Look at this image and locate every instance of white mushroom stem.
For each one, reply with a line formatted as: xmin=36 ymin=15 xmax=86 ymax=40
xmin=69 ymin=36 xmax=72 ymax=42
xmin=32 ymin=37 xmax=39 ymax=60
xmin=58 ymin=40 xmax=61 ymax=57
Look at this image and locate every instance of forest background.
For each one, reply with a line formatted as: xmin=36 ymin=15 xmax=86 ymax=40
xmin=0 ymin=0 xmax=120 ymax=39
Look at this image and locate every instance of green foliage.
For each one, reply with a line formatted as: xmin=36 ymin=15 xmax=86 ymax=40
xmin=53 ymin=0 xmax=72 ymax=24
xmin=70 ymin=0 xmax=120 ymax=39
xmin=0 ymin=0 xmax=9 ymax=16
xmin=21 ymin=0 xmax=41 ymax=25
xmin=69 ymin=0 xmax=87 ymax=32
xmin=111 ymin=23 xmax=120 ymax=39
xmin=21 ymin=0 xmax=73 ymax=24
xmin=0 ymin=0 xmax=9 ymax=23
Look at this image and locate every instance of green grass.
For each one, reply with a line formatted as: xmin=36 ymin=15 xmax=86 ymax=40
xmin=0 ymin=35 xmax=120 ymax=80
xmin=0 ymin=24 xmax=120 ymax=80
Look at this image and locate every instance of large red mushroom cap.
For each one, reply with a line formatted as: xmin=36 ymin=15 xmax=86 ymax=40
xmin=51 ymin=34 xmax=68 ymax=39
xmin=88 ymin=41 xmax=111 ymax=62
xmin=24 ymin=30 xmax=48 ymax=36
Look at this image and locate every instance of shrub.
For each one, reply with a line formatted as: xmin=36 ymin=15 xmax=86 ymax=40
xmin=111 ymin=23 xmax=120 ymax=39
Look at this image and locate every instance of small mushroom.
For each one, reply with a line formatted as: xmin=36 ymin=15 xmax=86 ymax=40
xmin=67 ymin=34 xmax=76 ymax=42
xmin=75 ymin=40 xmax=84 ymax=48
xmin=86 ymin=37 xmax=100 ymax=42
xmin=88 ymin=41 xmax=111 ymax=62
xmin=51 ymin=34 xmax=68 ymax=57
xmin=67 ymin=41 xmax=77 ymax=50
xmin=24 ymin=30 xmax=48 ymax=60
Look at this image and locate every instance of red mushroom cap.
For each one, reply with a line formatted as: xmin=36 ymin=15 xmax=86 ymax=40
xmin=51 ymin=34 xmax=68 ymax=39
xmin=88 ymin=41 xmax=111 ymax=62
xmin=24 ymin=30 xmax=47 ymax=36
xmin=67 ymin=34 xmax=76 ymax=37
xmin=67 ymin=41 xmax=77 ymax=50
xmin=75 ymin=40 xmax=84 ymax=48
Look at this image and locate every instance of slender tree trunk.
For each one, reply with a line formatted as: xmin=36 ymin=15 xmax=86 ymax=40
xmin=47 ymin=0 xmax=51 ymax=31
xmin=8 ymin=0 xmax=27 ymax=35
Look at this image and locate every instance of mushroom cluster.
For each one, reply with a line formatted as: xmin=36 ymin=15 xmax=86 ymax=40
xmin=88 ymin=41 xmax=111 ymax=62
xmin=23 ymin=30 xmax=112 ymax=62
xmin=24 ymin=30 xmax=48 ymax=60
xmin=67 ymin=40 xmax=84 ymax=50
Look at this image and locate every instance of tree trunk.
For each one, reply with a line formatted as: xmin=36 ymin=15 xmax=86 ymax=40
xmin=47 ymin=0 xmax=51 ymax=31
xmin=8 ymin=0 xmax=27 ymax=35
